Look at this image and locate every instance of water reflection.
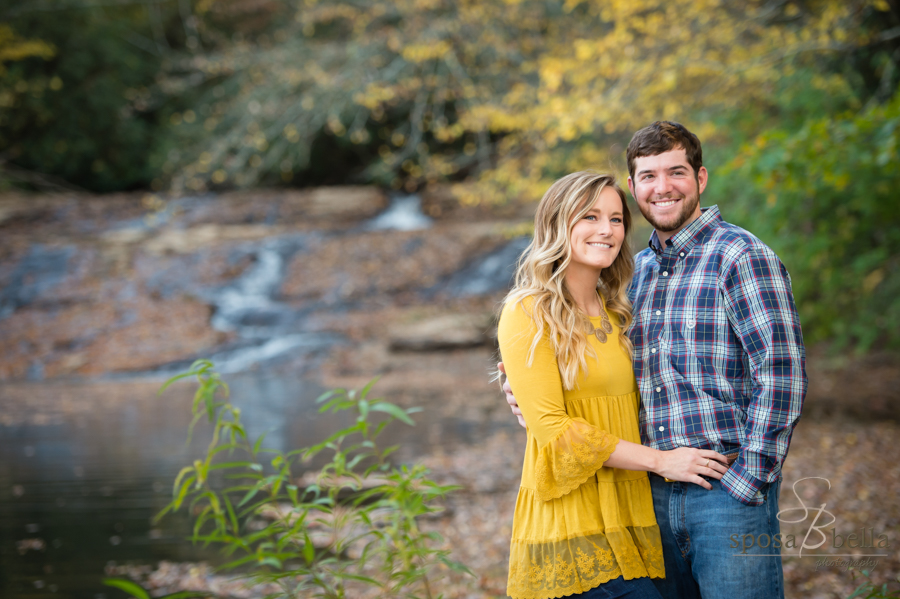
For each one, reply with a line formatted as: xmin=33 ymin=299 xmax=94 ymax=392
xmin=0 ymin=368 xmax=505 ymax=598
xmin=0 ymin=374 xmax=331 ymax=598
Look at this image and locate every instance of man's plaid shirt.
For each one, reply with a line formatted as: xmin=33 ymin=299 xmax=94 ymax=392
xmin=628 ymin=206 xmax=807 ymax=506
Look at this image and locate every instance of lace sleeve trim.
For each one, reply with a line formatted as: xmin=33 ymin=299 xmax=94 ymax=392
xmin=534 ymin=417 xmax=619 ymax=501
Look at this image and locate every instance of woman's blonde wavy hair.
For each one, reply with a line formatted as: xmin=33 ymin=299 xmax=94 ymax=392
xmin=503 ymin=171 xmax=634 ymax=390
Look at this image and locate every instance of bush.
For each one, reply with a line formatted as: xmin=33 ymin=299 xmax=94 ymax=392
xmin=0 ymin=6 xmax=169 ymax=191
xmin=716 ymin=87 xmax=900 ymax=351
xmin=106 ymin=360 xmax=470 ymax=598
xmin=848 ymin=569 xmax=900 ymax=599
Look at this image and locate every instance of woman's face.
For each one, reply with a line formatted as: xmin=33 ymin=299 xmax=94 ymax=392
xmin=567 ymin=186 xmax=626 ymax=274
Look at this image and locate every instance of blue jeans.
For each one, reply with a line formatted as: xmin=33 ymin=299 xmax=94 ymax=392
xmin=574 ymin=576 xmax=662 ymax=599
xmin=649 ymin=474 xmax=784 ymax=599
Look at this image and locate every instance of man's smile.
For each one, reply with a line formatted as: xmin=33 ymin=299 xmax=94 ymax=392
xmin=650 ymin=197 xmax=682 ymax=209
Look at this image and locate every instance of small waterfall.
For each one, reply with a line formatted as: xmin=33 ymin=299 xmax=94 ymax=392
xmin=185 ymin=236 xmax=341 ymax=373
xmin=210 ymin=246 xmax=286 ymax=334
xmin=436 ymin=236 xmax=531 ymax=297
xmin=364 ymin=194 xmax=432 ymax=231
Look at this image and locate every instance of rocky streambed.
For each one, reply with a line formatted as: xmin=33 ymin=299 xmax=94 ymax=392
xmin=0 ymin=187 xmax=531 ymax=381
xmin=1 ymin=187 xmax=899 ymax=599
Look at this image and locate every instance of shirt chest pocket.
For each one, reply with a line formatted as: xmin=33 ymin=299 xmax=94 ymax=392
xmin=677 ymin=289 xmax=720 ymax=350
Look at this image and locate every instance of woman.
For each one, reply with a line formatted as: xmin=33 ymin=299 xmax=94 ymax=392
xmin=498 ymin=172 xmax=728 ymax=599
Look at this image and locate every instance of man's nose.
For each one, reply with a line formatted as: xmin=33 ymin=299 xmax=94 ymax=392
xmin=654 ymin=174 xmax=673 ymax=194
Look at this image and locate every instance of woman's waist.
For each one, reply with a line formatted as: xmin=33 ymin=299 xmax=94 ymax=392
xmin=560 ymin=388 xmax=640 ymax=404
xmin=518 ymin=466 xmax=649 ymax=489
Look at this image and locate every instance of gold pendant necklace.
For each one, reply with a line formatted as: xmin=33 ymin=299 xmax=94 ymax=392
xmin=591 ymin=306 xmax=614 ymax=343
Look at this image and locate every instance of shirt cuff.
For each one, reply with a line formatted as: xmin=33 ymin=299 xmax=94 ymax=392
xmin=721 ymin=460 xmax=767 ymax=506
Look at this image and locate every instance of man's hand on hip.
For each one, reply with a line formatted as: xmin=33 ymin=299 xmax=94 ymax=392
xmin=497 ymin=362 xmax=526 ymax=429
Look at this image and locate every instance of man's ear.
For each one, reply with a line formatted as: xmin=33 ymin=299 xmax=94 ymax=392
xmin=697 ymin=167 xmax=708 ymax=195
xmin=627 ymin=176 xmax=635 ymax=198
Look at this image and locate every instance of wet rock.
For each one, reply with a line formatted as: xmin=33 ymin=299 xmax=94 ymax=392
xmin=389 ymin=312 xmax=493 ymax=352
xmin=0 ymin=293 xmax=228 ymax=380
xmin=176 ymin=187 xmax=389 ymax=228
xmin=101 ymin=227 xmax=148 ymax=245
xmin=72 ymin=296 xmax=228 ymax=375
xmin=434 ymin=236 xmax=530 ymax=298
xmin=305 ymin=186 xmax=387 ymax=218
xmin=143 ymin=224 xmax=282 ymax=255
xmin=280 ymin=223 xmax=504 ymax=302
xmin=0 ymin=193 xmax=56 ymax=227
xmin=0 ymin=245 xmax=74 ymax=318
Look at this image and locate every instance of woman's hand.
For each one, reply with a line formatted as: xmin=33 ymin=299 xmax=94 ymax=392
xmin=655 ymin=448 xmax=730 ymax=490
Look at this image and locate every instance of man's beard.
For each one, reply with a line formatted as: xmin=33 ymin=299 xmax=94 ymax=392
xmin=637 ymin=190 xmax=700 ymax=233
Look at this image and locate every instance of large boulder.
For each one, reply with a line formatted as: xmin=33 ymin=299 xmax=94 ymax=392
xmin=304 ymin=186 xmax=388 ymax=219
xmin=141 ymin=224 xmax=280 ymax=255
xmin=389 ymin=312 xmax=493 ymax=352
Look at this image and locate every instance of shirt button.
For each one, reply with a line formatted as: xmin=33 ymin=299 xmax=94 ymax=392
xmin=662 ymin=271 xmax=669 ymax=277
xmin=658 ymin=426 xmax=665 ymax=432
xmin=651 ymin=348 xmax=657 ymax=353
xmin=655 ymin=310 xmax=661 ymax=315
xmin=680 ymin=252 xmax=685 ymax=257
xmin=656 ymin=387 xmax=661 ymax=392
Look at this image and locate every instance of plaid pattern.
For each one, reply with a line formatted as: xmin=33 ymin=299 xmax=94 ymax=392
xmin=628 ymin=206 xmax=807 ymax=506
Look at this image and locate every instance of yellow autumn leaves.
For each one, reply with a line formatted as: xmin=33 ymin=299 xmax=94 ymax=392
xmin=163 ymin=0 xmax=887 ymax=201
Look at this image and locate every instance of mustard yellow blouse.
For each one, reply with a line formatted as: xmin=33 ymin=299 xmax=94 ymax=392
xmin=498 ymin=298 xmax=664 ymax=599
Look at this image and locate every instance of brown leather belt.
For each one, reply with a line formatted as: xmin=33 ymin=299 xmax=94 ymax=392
xmin=663 ymin=451 xmax=739 ymax=482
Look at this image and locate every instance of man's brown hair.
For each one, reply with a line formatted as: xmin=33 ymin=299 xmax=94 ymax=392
xmin=626 ymin=121 xmax=703 ymax=179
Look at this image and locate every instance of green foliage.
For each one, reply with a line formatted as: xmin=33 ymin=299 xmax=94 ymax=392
xmin=0 ymin=24 xmax=54 ymax=72
xmin=714 ymin=85 xmax=900 ymax=351
xmin=847 ymin=569 xmax=900 ymax=599
xmin=0 ymin=3 xmax=178 ymax=191
xmin=3 ymin=0 xmax=899 ymax=197
xmin=155 ymin=0 xmax=895 ymax=198
xmin=131 ymin=359 xmax=469 ymax=598
xmin=103 ymin=577 xmax=211 ymax=599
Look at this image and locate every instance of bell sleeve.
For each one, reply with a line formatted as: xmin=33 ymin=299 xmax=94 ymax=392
xmin=498 ymin=300 xmax=619 ymax=501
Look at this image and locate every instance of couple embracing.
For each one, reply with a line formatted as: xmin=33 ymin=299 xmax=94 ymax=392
xmin=496 ymin=121 xmax=807 ymax=599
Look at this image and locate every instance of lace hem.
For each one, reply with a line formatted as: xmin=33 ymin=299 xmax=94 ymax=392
xmin=507 ymin=526 xmax=664 ymax=599
xmin=534 ymin=417 xmax=619 ymax=501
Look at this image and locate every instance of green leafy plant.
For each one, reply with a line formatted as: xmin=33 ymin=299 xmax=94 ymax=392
xmin=848 ymin=569 xmax=900 ymax=599
xmin=108 ymin=359 xmax=470 ymax=599
xmin=103 ymin=578 xmax=207 ymax=599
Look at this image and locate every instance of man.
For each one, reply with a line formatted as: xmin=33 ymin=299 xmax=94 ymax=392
xmin=500 ymin=121 xmax=807 ymax=598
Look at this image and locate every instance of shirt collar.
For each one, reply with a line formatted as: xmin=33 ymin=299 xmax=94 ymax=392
xmin=647 ymin=205 xmax=722 ymax=256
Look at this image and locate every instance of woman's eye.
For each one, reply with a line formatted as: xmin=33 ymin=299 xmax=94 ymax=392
xmin=611 ymin=217 xmax=622 ymax=224
xmin=585 ymin=215 xmax=596 ymax=220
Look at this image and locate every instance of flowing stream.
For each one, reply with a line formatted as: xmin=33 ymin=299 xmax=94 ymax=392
xmin=0 ymin=195 xmax=527 ymax=598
